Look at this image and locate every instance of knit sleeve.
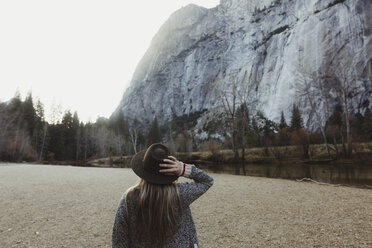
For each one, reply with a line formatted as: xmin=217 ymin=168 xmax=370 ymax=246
xmin=178 ymin=164 xmax=214 ymax=206
xmin=112 ymin=194 xmax=130 ymax=248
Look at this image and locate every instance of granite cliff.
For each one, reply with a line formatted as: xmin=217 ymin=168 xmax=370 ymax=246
xmin=114 ymin=0 xmax=372 ymax=131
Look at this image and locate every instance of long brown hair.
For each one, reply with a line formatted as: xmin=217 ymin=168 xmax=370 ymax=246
xmin=126 ymin=179 xmax=182 ymax=247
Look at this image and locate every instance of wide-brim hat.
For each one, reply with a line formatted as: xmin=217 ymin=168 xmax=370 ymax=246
xmin=131 ymin=143 xmax=178 ymax=184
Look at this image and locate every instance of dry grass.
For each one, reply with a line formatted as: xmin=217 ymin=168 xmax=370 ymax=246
xmin=81 ymin=142 xmax=372 ymax=168
xmin=1 ymin=164 xmax=371 ymax=247
xmin=177 ymin=142 xmax=372 ymax=165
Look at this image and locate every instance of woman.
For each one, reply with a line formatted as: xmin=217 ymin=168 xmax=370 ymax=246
xmin=112 ymin=143 xmax=214 ymax=248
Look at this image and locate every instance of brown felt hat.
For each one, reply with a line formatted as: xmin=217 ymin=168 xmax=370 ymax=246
xmin=131 ymin=143 xmax=178 ymax=184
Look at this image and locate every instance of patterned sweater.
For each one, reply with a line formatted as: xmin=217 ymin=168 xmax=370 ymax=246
xmin=112 ymin=164 xmax=214 ymax=248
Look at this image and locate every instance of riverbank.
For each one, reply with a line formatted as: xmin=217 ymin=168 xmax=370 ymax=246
xmin=3 ymin=143 xmax=371 ymax=169
xmin=82 ymin=142 xmax=372 ymax=168
xmin=0 ymin=164 xmax=371 ymax=247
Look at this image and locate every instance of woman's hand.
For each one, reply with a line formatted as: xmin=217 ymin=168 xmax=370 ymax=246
xmin=159 ymin=156 xmax=183 ymax=176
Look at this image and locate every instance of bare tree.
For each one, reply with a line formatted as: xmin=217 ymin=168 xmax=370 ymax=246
xmin=322 ymin=53 xmax=361 ymax=158
xmin=295 ymin=60 xmax=332 ymax=157
xmin=218 ymin=74 xmax=239 ymax=164
xmin=94 ymin=126 xmax=110 ymax=157
xmin=217 ymin=70 xmax=257 ymax=174
xmin=129 ymin=118 xmax=141 ymax=154
xmin=49 ymin=102 xmax=63 ymax=125
xmin=236 ymin=71 xmax=258 ymax=174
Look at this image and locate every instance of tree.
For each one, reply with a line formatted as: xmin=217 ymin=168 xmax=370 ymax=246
xmin=166 ymin=123 xmax=176 ymax=153
xmin=38 ymin=122 xmax=48 ymax=161
xmin=7 ymin=90 xmax=23 ymax=119
xmin=94 ymin=125 xmax=110 ymax=158
xmin=295 ymin=61 xmax=332 ymax=157
xmin=0 ymin=101 xmax=18 ymax=160
xmin=218 ymin=74 xmax=239 ymax=162
xmin=61 ymin=110 xmax=73 ymax=159
xmin=129 ymin=118 xmax=141 ymax=153
xmin=108 ymin=110 xmax=130 ymax=156
xmin=147 ymin=117 xmax=161 ymax=144
xmin=83 ymin=122 xmax=96 ymax=160
xmin=361 ymin=108 xmax=372 ymax=141
xmin=252 ymin=111 xmax=278 ymax=146
xmin=326 ymin=104 xmax=343 ymax=157
xmin=235 ymin=70 xmax=257 ymax=175
xmin=322 ymin=50 xmax=365 ymax=157
xmin=22 ymin=91 xmax=36 ymax=137
xmin=33 ymin=99 xmax=48 ymax=161
xmin=49 ymin=102 xmax=63 ymax=125
xmin=289 ymin=104 xmax=303 ymax=131
xmin=72 ymin=112 xmax=80 ymax=161
xmin=35 ymin=98 xmax=45 ymax=122
xmin=109 ymin=110 xmax=129 ymax=139
xmin=174 ymin=132 xmax=192 ymax=152
xmin=218 ymin=70 xmax=257 ymax=174
xmin=245 ymin=117 xmax=261 ymax=147
xmin=236 ymin=103 xmax=250 ymax=148
xmin=279 ymin=111 xmax=288 ymax=129
xmin=288 ymin=105 xmax=311 ymax=158
xmin=0 ymin=92 xmax=38 ymax=161
xmin=290 ymin=128 xmax=310 ymax=159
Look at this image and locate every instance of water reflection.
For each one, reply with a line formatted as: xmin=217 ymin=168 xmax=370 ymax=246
xmin=200 ymin=163 xmax=372 ymax=186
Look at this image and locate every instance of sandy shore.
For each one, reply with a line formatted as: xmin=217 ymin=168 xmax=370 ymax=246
xmin=0 ymin=164 xmax=371 ymax=248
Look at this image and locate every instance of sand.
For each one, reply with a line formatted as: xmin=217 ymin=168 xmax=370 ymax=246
xmin=0 ymin=163 xmax=371 ymax=248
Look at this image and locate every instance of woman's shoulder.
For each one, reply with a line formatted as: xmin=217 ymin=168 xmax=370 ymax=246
xmin=124 ymin=186 xmax=140 ymax=202
xmin=117 ymin=186 xmax=140 ymax=210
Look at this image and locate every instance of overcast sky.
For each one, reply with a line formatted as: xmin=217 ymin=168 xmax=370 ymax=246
xmin=0 ymin=0 xmax=219 ymax=123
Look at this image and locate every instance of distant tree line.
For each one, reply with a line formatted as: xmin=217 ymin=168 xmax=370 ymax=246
xmin=0 ymin=91 xmax=165 ymax=162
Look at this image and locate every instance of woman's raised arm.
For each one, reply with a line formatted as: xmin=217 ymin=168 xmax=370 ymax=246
xmin=177 ymin=164 xmax=214 ymax=206
xmin=159 ymin=156 xmax=214 ymax=206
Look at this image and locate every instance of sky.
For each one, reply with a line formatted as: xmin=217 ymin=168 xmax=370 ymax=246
xmin=0 ymin=0 xmax=219 ymax=123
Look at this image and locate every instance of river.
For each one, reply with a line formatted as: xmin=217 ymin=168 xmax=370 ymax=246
xmin=200 ymin=163 xmax=372 ymax=187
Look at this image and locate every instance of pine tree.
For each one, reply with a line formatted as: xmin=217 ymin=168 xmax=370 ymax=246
xmin=8 ymin=90 xmax=23 ymax=118
xmin=48 ymin=123 xmax=65 ymax=160
xmin=249 ymin=116 xmax=260 ymax=146
xmin=328 ymin=104 xmax=343 ymax=127
xmin=116 ymin=110 xmax=125 ymax=136
xmin=236 ymin=103 xmax=250 ymax=134
xmin=117 ymin=110 xmax=130 ymax=138
xmin=26 ymin=98 xmax=49 ymax=161
xmin=22 ymin=92 xmax=37 ymax=136
xmin=279 ymin=111 xmax=288 ymax=129
xmin=123 ymin=117 xmax=130 ymax=139
xmin=362 ymin=108 xmax=372 ymax=140
xmin=62 ymin=110 xmax=73 ymax=129
xmin=35 ymin=99 xmax=45 ymax=123
xmin=290 ymin=104 xmax=303 ymax=131
xmin=72 ymin=111 xmax=80 ymax=161
xmin=147 ymin=117 xmax=161 ymax=144
xmin=62 ymin=110 xmax=74 ymax=159
xmin=236 ymin=102 xmax=250 ymax=163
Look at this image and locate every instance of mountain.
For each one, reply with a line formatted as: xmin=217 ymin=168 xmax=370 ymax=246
xmin=114 ymin=0 xmax=372 ymax=131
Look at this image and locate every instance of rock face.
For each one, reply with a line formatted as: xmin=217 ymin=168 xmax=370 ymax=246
xmin=115 ymin=0 xmax=372 ymax=130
